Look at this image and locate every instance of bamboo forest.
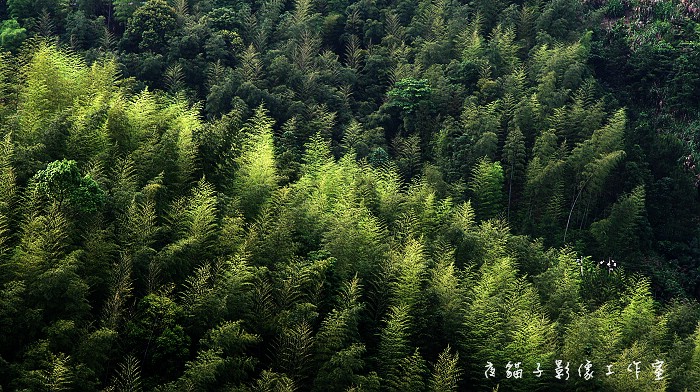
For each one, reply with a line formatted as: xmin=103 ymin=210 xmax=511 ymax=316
xmin=3 ymin=0 xmax=700 ymax=390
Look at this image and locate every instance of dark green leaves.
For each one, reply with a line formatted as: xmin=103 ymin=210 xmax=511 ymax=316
xmin=387 ymin=78 xmax=432 ymax=114
xmin=33 ymin=159 xmax=105 ymax=214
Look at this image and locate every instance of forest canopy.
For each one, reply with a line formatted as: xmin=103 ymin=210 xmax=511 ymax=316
xmin=2 ymin=0 xmax=700 ymax=390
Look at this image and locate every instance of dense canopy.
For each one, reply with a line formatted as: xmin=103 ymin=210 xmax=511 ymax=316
xmin=2 ymin=0 xmax=700 ymax=390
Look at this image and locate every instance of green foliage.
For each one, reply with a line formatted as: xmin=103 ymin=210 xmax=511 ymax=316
xmin=463 ymin=256 xmax=555 ymax=390
xmin=469 ymin=158 xmax=505 ymax=221
xmin=533 ymin=248 xmax=583 ymax=335
xmin=16 ymin=42 xmax=89 ymax=152
xmin=124 ymin=292 xmax=191 ymax=383
xmin=0 ymin=134 xmax=16 ymax=256
xmin=313 ymin=278 xmax=378 ymax=391
xmin=427 ymin=249 xmax=465 ymax=346
xmin=33 ymin=159 xmax=105 ymax=214
xmin=563 ymin=109 xmax=627 ymax=243
xmin=0 ymin=2 xmax=698 ymax=391
xmin=113 ymin=0 xmax=142 ymax=23
xmin=387 ymin=78 xmax=432 ymax=114
xmin=429 ymin=346 xmax=461 ymax=392
xmin=111 ymin=355 xmax=143 ymax=392
xmin=0 ymin=19 xmax=26 ymax=51
xmin=20 ymin=351 xmax=75 ymax=391
xmin=7 ymin=0 xmax=67 ymax=21
xmin=250 ymin=369 xmax=296 ymax=392
xmin=377 ymin=304 xmax=426 ymax=391
xmin=590 ymin=185 xmax=647 ymax=258
xmin=321 ymin=186 xmax=388 ymax=280
xmin=123 ymin=0 xmax=179 ymax=53
xmin=171 ymin=321 xmax=258 ymax=389
xmin=313 ymin=277 xmax=363 ymax=363
xmin=233 ymin=105 xmax=279 ymax=221
xmin=502 ymin=127 xmax=526 ymax=217
xmin=33 ymin=159 xmax=82 ymax=205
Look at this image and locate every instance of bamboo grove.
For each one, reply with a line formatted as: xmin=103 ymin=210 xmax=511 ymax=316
xmin=2 ymin=0 xmax=700 ymax=391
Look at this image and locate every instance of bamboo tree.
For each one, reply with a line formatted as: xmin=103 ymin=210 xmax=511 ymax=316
xmin=590 ymin=185 xmax=646 ymax=258
xmin=0 ymin=134 xmax=16 ymax=258
xmin=502 ymin=127 xmax=526 ymax=220
xmin=563 ymin=109 xmax=627 ymax=243
xmin=429 ymin=346 xmax=461 ymax=392
xmin=469 ymin=158 xmax=505 ymax=221
xmin=111 ymin=355 xmax=143 ymax=392
xmin=234 ymin=105 xmax=279 ymax=221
